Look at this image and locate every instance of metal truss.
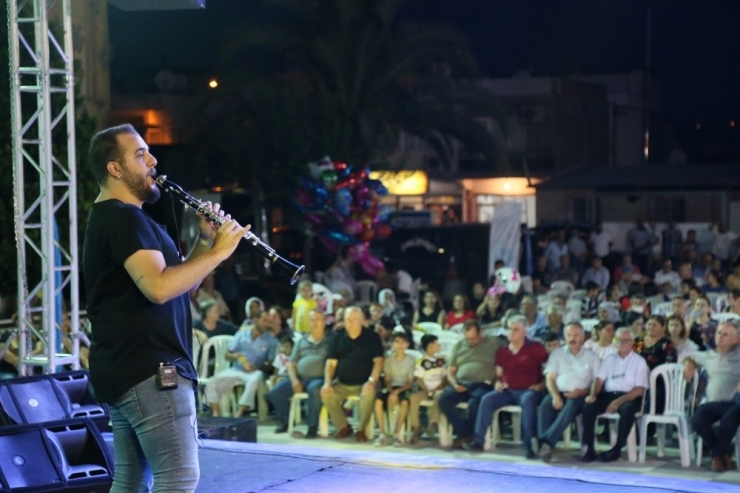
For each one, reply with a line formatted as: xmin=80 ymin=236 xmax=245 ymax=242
xmin=8 ymin=0 xmax=81 ymax=374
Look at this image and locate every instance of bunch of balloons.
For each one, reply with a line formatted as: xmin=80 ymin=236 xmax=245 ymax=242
xmin=295 ymin=156 xmax=393 ymax=276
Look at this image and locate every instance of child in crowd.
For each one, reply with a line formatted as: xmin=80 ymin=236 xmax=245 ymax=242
xmin=541 ymin=332 xmax=562 ymax=353
xmin=408 ymin=334 xmax=447 ymax=444
xmin=582 ymin=281 xmax=605 ymax=318
xmin=374 ymin=332 xmax=415 ymax=447
xmin=270 ymin=337 xmax=294 ymax=388
xmin=292 ymin=279 xmax=318 ymax=334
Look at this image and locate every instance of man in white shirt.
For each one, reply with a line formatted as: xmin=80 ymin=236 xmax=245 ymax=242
xmin=535 ymin=323 xmax=601 ymax=462
xmin=589 ymin=222 xmax=613 ymax=261
xmin=653 ymin=259 xmax=681 ymax=293
xmin=580 ymin=328 xmax=649 ymax=463
xmin=710 ymin=222 xmax=739 ymax=271
xmin=581 ymin=256 xmax=610 ymax=290
xmin=544 ymin=230 xmax=568 ymax=273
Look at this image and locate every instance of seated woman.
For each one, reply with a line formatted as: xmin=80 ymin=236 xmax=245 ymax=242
xmin=667 ymin=314 xmax=699 ymax=360
xmin=378 ymin=288 xmax=402 ymax=319
xmin=583 ymin=321 xmax=617 ymax=360
xmin=687 ymin=295 xmax=717 ymax=350
xmin=476 ymin=288 xmax=505 ymax=330
xmin=412 ymin=290 xmax=446 ymax=327
xmin=633 ymin=315 xmax=678 ymax=371
xmin=194 ymin=300 xmax=239 ymax=341
xmin=444 ymin=293 xmax=475 ymax=330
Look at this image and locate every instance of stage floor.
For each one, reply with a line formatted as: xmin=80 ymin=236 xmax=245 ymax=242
xmin=189 ymin=422 xmax=740 ymax=493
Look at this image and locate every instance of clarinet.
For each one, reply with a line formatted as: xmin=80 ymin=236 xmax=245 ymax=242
xmin=155 ymin=175 xmax=305 ymax=285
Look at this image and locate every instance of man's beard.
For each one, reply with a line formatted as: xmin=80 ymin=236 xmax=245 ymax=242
xmin=120 ymin=165 xmax=160 ymax=204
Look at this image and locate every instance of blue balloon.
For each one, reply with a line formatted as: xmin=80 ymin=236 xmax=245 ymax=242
xmin=334 ymin=188 xmax=352 ymax=217
xmin=367 ymin=179 xmax=388 ymax=197
xmin=322 ymin=229 xmax=356 ymax=245
xmin=377 ymin=204 xmax=392 ymax=222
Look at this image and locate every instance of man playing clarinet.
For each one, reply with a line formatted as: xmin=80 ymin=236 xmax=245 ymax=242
xmin=83 ymin=123 xmax=246 ymax=492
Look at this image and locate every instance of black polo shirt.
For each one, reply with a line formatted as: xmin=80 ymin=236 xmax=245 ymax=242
xmin=328 ymin=328 xmax=384 ymax=386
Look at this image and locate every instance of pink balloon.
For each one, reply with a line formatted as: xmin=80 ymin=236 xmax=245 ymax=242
xmin=343 ymin=219 xmax=363 ymax=236
xmin=359 ymin=254 xmax=385 ymax=277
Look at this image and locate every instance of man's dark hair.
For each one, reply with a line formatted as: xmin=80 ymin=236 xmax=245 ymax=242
xmin=541 ymin=332 xmax=559 ymax=344
xmin=279 ymin=336 xmax=294 ymax=348
xmin=585 ymin=281 xmax=600 ymax=292
xmin=420 ymin=334 xmax=438 ymax=351
xmin=88 ymin=123 xmax=137 ymax=185
xmin=463 ymin=319 xmax=481 ymax=333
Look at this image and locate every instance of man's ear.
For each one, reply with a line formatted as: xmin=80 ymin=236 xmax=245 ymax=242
xmin=106 ymin=161 xmax=121 ymax=179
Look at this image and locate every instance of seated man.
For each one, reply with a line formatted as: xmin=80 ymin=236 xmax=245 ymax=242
xmin=533 ymin=305 xmax=565 ymax=344
xmin=408 ymin=334 xmax=447 ymax=444
xmin=438 ymin=320 xmax=500 ymax=448
xmin=320 ymin=306 xmax=384 ymax=443
xmin=552 ymin=254 xmax=579 ymax=286
xmin=685 ymin=321 xmax=740 ymax=472
xmin=535 ymin=322 xmax=600 ymax=462
xmin=581 ymin=256 xmax=610 ymax=291
xmin=466 ymin=315 xmax=548 ymax=457
xmin=205 ymin=310 xmax=277 ymax=417
xmin=581 ymin=327 xmax=648 ymax=462
xmin=267 ymin=309 xmax=333 ymax=438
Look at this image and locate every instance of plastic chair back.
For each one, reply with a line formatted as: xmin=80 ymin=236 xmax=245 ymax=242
xmin=199 ymin=334 xmax=234 ymax=379
xmin=649 ymin=363 xmax=686 ymax=416
xmin=550 ymin=281 xmax=574 ymax=292
xmin=416 ymin=322 xmax=443 ymax=335
xmin=712 ymin=312 xmax=740 ymax=323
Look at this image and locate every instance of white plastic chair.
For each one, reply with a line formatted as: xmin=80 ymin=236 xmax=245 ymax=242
xmin=520 ymin=275 xmax=533 ymax=294
xmin=569 ymin=289 xmax=587 ymax=300
xmin=638 ymin=364 xmax=694 ymax=467
xmin=439 ymin=402 xmax=468 ymax=447
xmin=436 ymin=331 xmax=463 ymax=355
xmin=566 ymin=299 xmax=583 ymax=321
xmin=711 ymin=312 xmax=740 ymax=323
xmin=714 ymin=293 xmax=730 ymax=313
xmin=448 ymin=323 xmax=465 ymax=334
xmin=695 ymin=425 xmax=740 ymax=469
xmin=486 ymin=405 xmax=522 ymax=450
xmin=355 ymin=280 xmax=378 ymax=304
xmin=647 ymin=295 xmax=666 ymax=312
xmin=550 ymin=281 xmax=574 ymax=293
xmin=651 ymin=301 xmax=674 ymax=316
xmin=412 ymin=330 xmax=425 ymax=347
xmin=580 ymin=318 xmax=600 ymax=333
xmin=288 ymin=392 xmax=309 ymax=434
xmin=416 ymin=322 xmax=443 ymax=335
xmin=410 ymin=278 xmax=422 ymax=311
xmin=594 ymin=392 xmax=645 ymax=462
xmin=705 ymin=292 xmax=721 ymax=310
xmin=198 ymin=335 xmax=238 ymax=416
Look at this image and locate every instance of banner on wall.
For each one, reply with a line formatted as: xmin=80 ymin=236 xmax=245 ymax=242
xmin=488 ymin=201 xmax=522 ymax=283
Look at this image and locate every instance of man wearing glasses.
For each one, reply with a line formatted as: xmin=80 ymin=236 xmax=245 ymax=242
xmin=580 ymin=327 xmax=649 ymax=462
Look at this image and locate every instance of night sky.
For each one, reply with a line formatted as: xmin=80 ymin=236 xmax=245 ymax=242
xmin=109 ymin=0 xmax=740 ymax=153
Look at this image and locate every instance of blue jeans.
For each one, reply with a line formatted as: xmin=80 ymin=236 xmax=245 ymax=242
xmin=267 ymin=377 xmax=323 ymax=428
xmin=473 ymin=388 xmax=543 ymax=448
xmin=438 ymin=382 xmax=493 ymax=438
xmin=538 ymin=393 xmax=585 ymax=447
xmin=109 ymin=374 xmax=199 ymax=493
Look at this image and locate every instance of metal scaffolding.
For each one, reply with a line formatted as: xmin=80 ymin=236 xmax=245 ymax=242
xmin=8 ymin=0 xmax=81 ymax=374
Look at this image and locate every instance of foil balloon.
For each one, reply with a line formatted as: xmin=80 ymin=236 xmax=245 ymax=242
xmin=321 ymin=170 xmax=337 ymax=191
xmin=494 ymin=267 xmax=522 ymax=293
xmin=322 ymin=229 xmax=354 ymax=245
xmin=308 ymin=156 xmax=334 ymax=179
xmin=343 ymin=218 xmax=363 ymax=236
xmin=334 ymin=188 xmax=352 ymax=217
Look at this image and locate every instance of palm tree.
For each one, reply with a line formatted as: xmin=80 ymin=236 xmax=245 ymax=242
xmin=192 ymin=0 xmax=506 ymax=195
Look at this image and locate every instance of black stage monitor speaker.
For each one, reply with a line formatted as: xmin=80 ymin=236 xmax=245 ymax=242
xmin=0 ymin=372 xmax=109 ymax=432
xmin=0 ymin=419 xmax=113 ymax=493
xmin=108 ymin=0 xmax=205 ymax=11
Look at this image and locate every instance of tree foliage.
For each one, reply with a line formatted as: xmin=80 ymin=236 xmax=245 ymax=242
xmin=189 ymin=0 xmax=506 ymax=212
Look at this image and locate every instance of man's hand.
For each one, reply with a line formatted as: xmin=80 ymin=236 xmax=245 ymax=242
xmin=563 ymin=388 xmax=589 ymax=399
xmin=606 ymin=398 xmax=622 ymax=413
xmin=320 ymin=384 xmax=333 ymax=400
xmin=292 ymin=380 xmax=303 ymax=394
xmin=361 ymin=382 xmax=376 ymax=397
xmin=495 ymin=381 xmax=508 ymax=392
xmin=454 ymin=384 xmax=467 ymax=393
xmin=551 ymin=395 xmax=564 ymax=410
xmin=210 ymin=220 xmax=249 ymax=262
xmin=197 ymin=201 xmax=223 ymax=240
xmin=585 ymin=394 xmax=596 ymax=404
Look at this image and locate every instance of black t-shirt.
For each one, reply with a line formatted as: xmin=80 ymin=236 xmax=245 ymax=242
xmin=329 ymin=328 xmax=384 ymax=386
xmin=83 ymin=200 xmax=196 ymax=403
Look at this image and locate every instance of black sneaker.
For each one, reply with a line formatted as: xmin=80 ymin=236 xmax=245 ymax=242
xmin=525 ymin=447 xmax=536 ymax=459
xmin=305 ymin=426 xmax=318 ymax=439
xmin=274 ymin=424 xmax=289 ymax=434
xmin=462 ymin=440 xmax=484 ymax=452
